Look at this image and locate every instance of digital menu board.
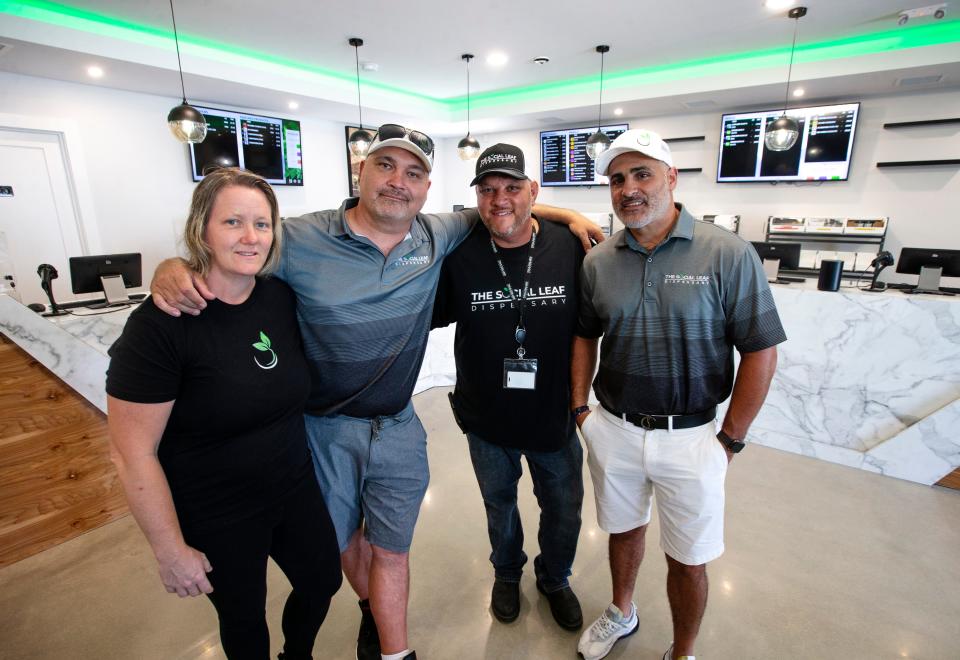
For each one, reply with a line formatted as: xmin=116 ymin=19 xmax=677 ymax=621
xmin=717 ymin=103 xmax=859 ymax=183
xmin=540 ymin=124 xmax=628 ymax=187
xmin=189 ymin=106 xmax=303 ymax=185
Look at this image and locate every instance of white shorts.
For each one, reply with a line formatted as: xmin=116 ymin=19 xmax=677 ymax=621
xmin=580 ymin=405 xmax=728 ymax=566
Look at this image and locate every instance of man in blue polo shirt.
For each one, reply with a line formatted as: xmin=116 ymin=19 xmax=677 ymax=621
xmin=150 ymin=125 xmax=602 ymax=660
xmin=571 ymin=129 xmax=785 ymax=660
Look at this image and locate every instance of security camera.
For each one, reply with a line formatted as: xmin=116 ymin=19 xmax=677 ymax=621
xmin=898 ymin=3 xmax=946 ymax=26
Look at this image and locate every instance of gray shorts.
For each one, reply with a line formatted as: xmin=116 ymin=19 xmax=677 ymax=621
xmin=305 ymin=400 xmax=429 ymax=554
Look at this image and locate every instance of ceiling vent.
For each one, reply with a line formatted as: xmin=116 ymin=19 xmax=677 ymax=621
xmin=895 ymin=74 xmax=943 ymax=86
xmin=682 ymin=99 xmax=717 ymax=109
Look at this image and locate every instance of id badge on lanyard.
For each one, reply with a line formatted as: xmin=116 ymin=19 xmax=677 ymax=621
xmin=492 ymin=228 xmax=540 ymax=391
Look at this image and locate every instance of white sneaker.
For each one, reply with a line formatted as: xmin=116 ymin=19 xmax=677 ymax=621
xmin=663 ymin=642 xmax=695 ymax=660
xmin=577 ymin=602 xmax=639 ymax=660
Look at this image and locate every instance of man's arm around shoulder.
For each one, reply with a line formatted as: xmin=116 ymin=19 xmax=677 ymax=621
xmin=150 ymin=258 xmax=215 ymax=317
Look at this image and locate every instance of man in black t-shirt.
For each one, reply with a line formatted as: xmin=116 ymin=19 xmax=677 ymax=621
xmin=433 ymin=144 xmax=585 ymax=631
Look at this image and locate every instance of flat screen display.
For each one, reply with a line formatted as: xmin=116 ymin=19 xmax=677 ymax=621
xmin=540 ymin=124 xmax=629 ymax=187
xmin=188 ymin=106 xmax=303 ymax=185
xmin=717 ymin=103 xmax=859 ymax=183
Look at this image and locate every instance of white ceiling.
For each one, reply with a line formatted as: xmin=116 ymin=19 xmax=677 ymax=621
xmin=1 ymin=0 xmax=959 ymax=136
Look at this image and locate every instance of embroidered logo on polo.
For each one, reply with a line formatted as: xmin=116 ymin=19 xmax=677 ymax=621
xmin=664 ymin=273 xmax=711 ymax=285
xmin=252 ymin=331 xmax=278 ymax=369
xmin=397 ymin=254 xmax=430 ymax=266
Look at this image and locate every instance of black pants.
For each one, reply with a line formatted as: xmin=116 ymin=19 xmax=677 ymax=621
xmin=184 ymin=473 xmax=343 ymax=660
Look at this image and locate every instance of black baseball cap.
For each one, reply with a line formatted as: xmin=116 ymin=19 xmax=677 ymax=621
xmin=469 ymin=143 xmax=529 ymax=186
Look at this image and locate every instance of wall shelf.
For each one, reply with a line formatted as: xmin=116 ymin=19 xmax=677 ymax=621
xmin=876 ymin=159 xmax=960 ymax=168
xmin=883 ymin=118 xmax=960 ymax=129
xmin=664 ymin=136 xmax=705 ymax=143
xmin=765 ymin=227 xmax=886 ymax=280
xmin=677 ymin=167 xmax=703 ymax=173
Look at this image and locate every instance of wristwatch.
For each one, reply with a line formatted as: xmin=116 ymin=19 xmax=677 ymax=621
xmin=571 ymin=405 xmax=591 ymax=419
xmin=717 ymin=430 xmax=745 ymax=453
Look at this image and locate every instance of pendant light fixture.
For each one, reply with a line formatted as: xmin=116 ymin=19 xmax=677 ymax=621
xmin=585 ymin=45 xmax=611 ymax=160
xmin=457 ymin=53 xmax=480 ymax=161
xmin=348 ymin=37 xmax=373 ymax=158
xmin=765 ymin=6 xmax=807 ymax=152
xmin=165 ymin=0 xmax=206 ymax=143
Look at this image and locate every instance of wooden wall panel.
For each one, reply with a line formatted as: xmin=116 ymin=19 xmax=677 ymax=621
xmin=0 ymin=335 xmax=127 ymax=567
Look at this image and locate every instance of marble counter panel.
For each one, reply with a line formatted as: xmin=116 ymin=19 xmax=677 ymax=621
xmin=0 ymin=295 xmax=125 ymax=414
xmin=748 ymin=285 xmax=960 ymax=485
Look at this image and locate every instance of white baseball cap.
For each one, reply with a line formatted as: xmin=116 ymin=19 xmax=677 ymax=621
xmin=595 ymin=128 xmax=674 ymax=175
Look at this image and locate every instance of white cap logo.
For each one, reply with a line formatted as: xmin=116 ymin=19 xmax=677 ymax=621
xmin=636 ymin=132 xmax=651 ymax=146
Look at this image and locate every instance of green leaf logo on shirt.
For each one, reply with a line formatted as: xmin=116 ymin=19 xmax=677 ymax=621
xmin=252 ymin=331 xmax=278 ymax=370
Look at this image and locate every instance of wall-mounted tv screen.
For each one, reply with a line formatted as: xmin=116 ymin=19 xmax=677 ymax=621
xmin=717 ymin=102 xmax=859 ymax=183
xmin=540 ymin=124 xmax=629 ymax=187
xmin=188 ymin=106 xmax=303 ymax=185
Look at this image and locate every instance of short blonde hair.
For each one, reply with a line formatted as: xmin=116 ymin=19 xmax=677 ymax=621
xmin=183 ymin=167 xmax=282 ymax=276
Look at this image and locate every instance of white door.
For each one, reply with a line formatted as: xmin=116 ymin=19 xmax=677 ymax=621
xmin=0 ymin=130 xmax=85 ymax=306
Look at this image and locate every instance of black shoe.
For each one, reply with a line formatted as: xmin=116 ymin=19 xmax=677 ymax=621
xmin=491 ymin=579 xmax=520 ymax=623
xmin=536 ymin=580 xmax=583 ymax=630
xmin=401 ymin=653 xmax=417 ymax=660
xmin=357 ymin=599 xmax=380 ymax=660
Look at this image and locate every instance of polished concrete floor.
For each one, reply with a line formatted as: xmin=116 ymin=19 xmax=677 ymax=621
xmin=2 ymin=386 xmax=959 ymax=660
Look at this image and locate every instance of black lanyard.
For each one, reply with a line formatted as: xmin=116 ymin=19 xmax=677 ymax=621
xmin=490 ymin=228 xmax=537 ymax=358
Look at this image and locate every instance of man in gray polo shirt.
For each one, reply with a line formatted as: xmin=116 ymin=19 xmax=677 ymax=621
xmin=570 ymin=129 xmax=785 ymax=660
xmin=150 ymin=124 xmax=602 ymax=660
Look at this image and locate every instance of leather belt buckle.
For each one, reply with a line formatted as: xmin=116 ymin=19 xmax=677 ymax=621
xmin=639 ymin=415 xmax=657 ymax=430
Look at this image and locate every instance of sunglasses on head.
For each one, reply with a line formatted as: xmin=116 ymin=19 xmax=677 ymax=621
xmin=374 ymin=123 xmax=435 ymax=159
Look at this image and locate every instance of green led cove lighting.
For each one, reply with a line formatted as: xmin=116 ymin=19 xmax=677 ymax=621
xmin=0 ymin=0 xmax=434 ymax=101
xmin=2 ymin=0 xmax=958 ymax=111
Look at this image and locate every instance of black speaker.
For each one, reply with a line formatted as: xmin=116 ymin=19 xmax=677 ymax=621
xmin=817 ymin=260 xmax=844 ymax=291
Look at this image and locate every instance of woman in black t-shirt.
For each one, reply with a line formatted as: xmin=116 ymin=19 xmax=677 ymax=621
xmin=107 ymin=168 xmax=341 ymax=660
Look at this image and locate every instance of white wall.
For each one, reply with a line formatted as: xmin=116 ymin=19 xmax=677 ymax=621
xmin=437 ymin=89 xmax=960 ymax=284
xmin=0 ymin=71 xmax=404 ymax=288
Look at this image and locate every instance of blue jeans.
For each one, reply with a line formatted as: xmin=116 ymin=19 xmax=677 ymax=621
xmin=466 ymin=430 xmax=584 ymax=592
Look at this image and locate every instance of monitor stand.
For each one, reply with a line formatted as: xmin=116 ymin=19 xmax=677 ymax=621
xmin=905 ymin=266 xmax=955 ymax=296
xmin=762 ymin=258 xmax=798 ymax=285
xmin=762 ymin=258 xmax=781 ymax=283
xmin=87 ymin=274 xmax=131 ymax=308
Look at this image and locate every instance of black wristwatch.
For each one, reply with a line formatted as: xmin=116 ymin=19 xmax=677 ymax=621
xmin=571 ymin=405 xmax=591 ymax=419
xmin=717 ymin=430 xmax=745 ymax=453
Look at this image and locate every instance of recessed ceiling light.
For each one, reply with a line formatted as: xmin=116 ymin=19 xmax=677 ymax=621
xmin=532 ymin=56 xmax=550 ymax=65
xmin=87 ymin=65 xmax=103 ymax=78
xmin=613 ymin=107 xmax=624 ymax=116
xmin=764 ymin=0 xmax=794 ymax=9
xmin=288 ymin=100 xmax=299 ymax=109
xmin=486 ymin=51 xmax=508 ymax=67
xmin=361 ymin=61 xmax=379 ymax=72
xmin=792 ymin=87 xmax=805 ymax=97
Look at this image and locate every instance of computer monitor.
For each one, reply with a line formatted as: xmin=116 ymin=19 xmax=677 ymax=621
xmin=750 ymin=242 xmax=801 ymax=283
xmin=895 ymin=247 xmax=960 ymax=294
xmin=69 ymin=253 xmax=142 ymax=306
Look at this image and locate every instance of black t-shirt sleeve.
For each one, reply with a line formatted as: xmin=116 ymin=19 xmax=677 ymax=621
xmin=106 ymin=300 xmax=184 ymax=403
xmin=575 ymin=256 xmax=604 ymax=339
xmin=431 ymin=260 xmax=455 ymax=329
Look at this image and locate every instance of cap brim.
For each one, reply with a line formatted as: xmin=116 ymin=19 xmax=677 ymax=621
xmin=469 ymin=168 xmax=528 ymax=187
xmin=595 ymin=146 xmax=644 ymax=177
xmin=367 ymin=138 xmax=433 ymax=172
xmin=595 ymin=146 xmax=674 ymax=176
